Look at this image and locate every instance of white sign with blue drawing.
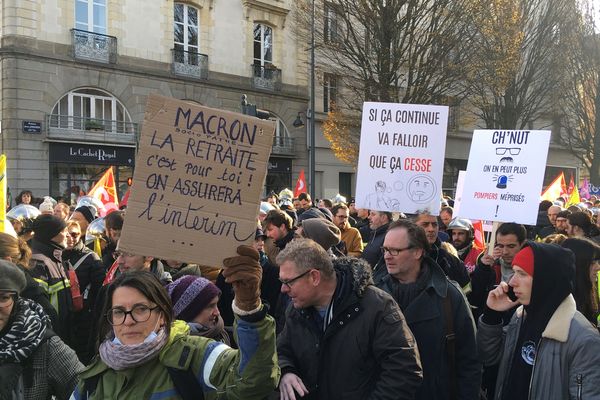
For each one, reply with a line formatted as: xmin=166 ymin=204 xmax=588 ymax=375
xmin=355 ymin=102 xmax=448 ymax=215
xmin=459 ymin=130 xmax=551 ymax=225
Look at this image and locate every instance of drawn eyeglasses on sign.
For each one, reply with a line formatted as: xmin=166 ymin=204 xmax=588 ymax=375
xmin=496 ymin=147 xmax=521 ymax=156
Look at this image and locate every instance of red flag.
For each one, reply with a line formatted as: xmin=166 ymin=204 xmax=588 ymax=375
xmin=472 ymin=220 xmax=485 ymax=251
xmin=294 ymin=169 xmax=307 ymax=197
xmin=121 ymin=188 xmax=130 ymax=207
xmin=88 ymin=167 xmax=119 ymax=216
xmin=540 ymin=172 xmax=566 ymax=202
xmin=567 ymin=174 xmax=575 ymax=196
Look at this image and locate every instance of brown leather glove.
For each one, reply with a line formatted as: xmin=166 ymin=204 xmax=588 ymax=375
xmin=222 ymin=245 xmax=262 ymax=312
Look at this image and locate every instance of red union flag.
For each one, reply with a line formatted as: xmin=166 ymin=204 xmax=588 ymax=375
xmin=540 ymin=172 xmax=566 ymax=202
xmin=294 ymin=169 xmax=307 ymax=197
xmin=472 ymin=220 xmax=485 ymax=251
xmin=88 ymin=167 xmax=119 ymax=216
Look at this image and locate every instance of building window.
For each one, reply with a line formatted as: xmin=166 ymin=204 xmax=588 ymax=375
xmin=339 ymin=172 xmax=353 ymax=200
xmin=174 ymin=3 xmax=200 ymax=63
xmin=323 ymin=73 xmax=338 ymax=112
xmin=75 ymin=0 xmax=107 ymax=34
xmin=50 ymin=88 xmax=133 ymax=133
xmin=253 ymin=23 xmax=273 ymax=67
xmin=50 ymin=162 xmax=133 ymax=204
xmin=324 ymin=4 xmax=338 ymax=43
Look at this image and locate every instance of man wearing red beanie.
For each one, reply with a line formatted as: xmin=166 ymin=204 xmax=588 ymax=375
xmin=478 ymin=242 xmax=600 ymax=400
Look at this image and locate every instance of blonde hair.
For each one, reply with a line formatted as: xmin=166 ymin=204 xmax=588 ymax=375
xmin=440 ymin=241 xmax=458 ymax=258
xmin=542 ymin=233 xmax=567 ymax=245
xmin=0 ymin=232 xmax=32 ymax=267
xmin=67 ymin=220 xmax=81 ymax=231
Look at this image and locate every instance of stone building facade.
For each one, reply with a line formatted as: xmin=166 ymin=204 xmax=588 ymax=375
xmin=0 ymin=0 xmax=582 ymax=204
xmin=0 ymin=0 xmax=308 ymax=203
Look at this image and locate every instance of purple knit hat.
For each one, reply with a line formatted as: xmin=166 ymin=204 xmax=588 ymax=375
xmin=166 ymin=275 xmax=221 ymax=322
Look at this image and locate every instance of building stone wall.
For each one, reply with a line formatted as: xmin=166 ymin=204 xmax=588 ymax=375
xmin=0 ymin=0 xmax=307 ymax=198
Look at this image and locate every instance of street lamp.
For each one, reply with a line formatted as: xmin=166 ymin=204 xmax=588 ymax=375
xmin=309 ymin=0 xmax=316 ymax=200
xmin=293 ymin=0 xmax=316 ymax=200
xmin=293 ymin=112 xmax=306 ymax=128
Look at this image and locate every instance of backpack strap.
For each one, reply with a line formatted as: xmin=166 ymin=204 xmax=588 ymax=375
xmin=72 ymin=252 xmax=93 ymax=270
xmin=442 ymin=294 xmax=457 ymax=400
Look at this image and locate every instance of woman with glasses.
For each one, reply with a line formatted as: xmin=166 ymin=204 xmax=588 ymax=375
xmin=561 ymin=238 xmax=600 ymax=328
xmin=73 ymin=247 xmax=279 ymax=399
xmin=0 ymin=259 xmax=82 ymax=400
xmin=62 ymin=220 xmax=105 ymax=363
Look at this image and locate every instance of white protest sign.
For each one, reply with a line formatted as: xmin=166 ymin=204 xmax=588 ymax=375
xmin=452 ymin=170 xmax=467 ymax=216
xmin=355 ymin=102 xmax=448 ymax=215
xmin=459 ymin=130 xmax=550 ymax=225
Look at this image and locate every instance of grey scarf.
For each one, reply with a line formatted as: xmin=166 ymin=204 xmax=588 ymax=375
xmin=98 ymin=328 xmax=168 ymax=371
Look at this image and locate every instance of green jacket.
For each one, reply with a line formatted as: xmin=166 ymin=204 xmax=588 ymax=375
xmin=72 ymin=314 xmax=279 ymax=400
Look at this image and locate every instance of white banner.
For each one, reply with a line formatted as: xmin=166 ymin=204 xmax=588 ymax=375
xmin=355 ymin=102 xmax=448 ymax=215
xmin=460 ymin=130 xmax=550 ymax=225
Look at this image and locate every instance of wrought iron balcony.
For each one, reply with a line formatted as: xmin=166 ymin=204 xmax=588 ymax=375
xmin=46 ymin=115 xmax=137 ymax=145
xmin=251 ymin=64 xmax=282 ymax=91
xmin=172 ymin=49 xmax=209 ymax=79
xmin=272 ymin=136 xmax=295 ymax=156
xmin=71 ymin=29 xmax=117 ymax=64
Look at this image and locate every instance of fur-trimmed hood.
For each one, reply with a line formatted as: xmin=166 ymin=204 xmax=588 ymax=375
xmin=333 ymin=256 xmax=373 ymax=297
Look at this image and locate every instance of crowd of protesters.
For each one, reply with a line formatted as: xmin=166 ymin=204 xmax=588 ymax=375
xmin=1 ymin=187 xmax=600 ymax=399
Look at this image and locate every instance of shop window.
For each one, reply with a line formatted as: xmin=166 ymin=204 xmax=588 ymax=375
xmin=50 ymin=163 xmax=132 ymax=205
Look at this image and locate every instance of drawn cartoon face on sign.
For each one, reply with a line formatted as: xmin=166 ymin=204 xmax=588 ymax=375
xmin=407 ymin=175 xmax=436 ymax=203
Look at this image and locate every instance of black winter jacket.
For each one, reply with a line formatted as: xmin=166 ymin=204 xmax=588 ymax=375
xmin=361 ymin=223 xmax=389 ymax=269
xmin=62 ymin=241 xmax=105 ymax=363
xmin=28 ymin=239 xmax=72 ymax=344
xmin=277 ymin=257 xmax=422 ymax=400
xmin=429 ymin=240 xmax=471 ymax=290
xmin=377 ymin=257 xmax=481 ymax=400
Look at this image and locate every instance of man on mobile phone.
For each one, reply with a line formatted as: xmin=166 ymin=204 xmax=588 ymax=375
xmin=478 ymin=242 xmax=600 ymax=399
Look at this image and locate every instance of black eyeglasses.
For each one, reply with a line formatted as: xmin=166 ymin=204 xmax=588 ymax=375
xmin=279 ymin=269 xmax=311 ymax=289
xmin=68 ymin=232 xmax=80 ymax=238
xmin=381 ymin=246 xmax=414 ymax=256
xmin=107 ymin=304 xmax=158 ymax=326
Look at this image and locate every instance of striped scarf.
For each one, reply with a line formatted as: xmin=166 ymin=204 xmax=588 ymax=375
xmin=0 ymin=298 xmax=50 ymax=363
xmin=99 ymin=328 xmax=168 ymax=371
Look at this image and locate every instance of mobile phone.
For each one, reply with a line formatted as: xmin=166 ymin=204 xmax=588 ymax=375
xmin=507 ymin=285 xmax=518 ymax=302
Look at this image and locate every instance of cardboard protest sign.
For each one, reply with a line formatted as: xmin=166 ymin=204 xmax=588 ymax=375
xmin=355 ymin=102 xmax=448 ymax=215
xmin=459 ymin=130 xmax=550 ymax=225
xmin=119 ymin=94 xmax=275 ymax=266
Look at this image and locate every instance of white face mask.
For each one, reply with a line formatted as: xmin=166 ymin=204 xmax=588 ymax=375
xmin=112 ymin=315 xmax=162 ymax=345
xmin=111 ymin=330 xmax=158 ymax=345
